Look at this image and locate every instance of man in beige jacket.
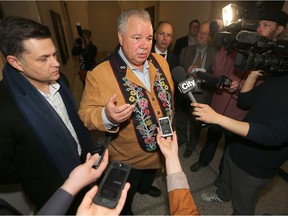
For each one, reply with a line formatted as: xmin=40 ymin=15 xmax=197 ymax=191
xmin=79 ymin=8 xmax=174 ymax=215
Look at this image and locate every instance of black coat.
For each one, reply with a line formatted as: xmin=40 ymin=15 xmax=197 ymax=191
xmin=173 ymin=35 xmax=189 ymax=57
xmin=0 ymin=75 xmax=90 ymax=213
xmin=151 ymin=47 xmax=180 ymax=72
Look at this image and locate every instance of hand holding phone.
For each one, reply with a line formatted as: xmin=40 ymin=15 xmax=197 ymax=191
xmin=92 ymin=136 xmax=111 ymax=169
xmin=77 ymin=183 xmax=130 ymax=215
xmin=158 ymin=116 xmax=173 ymax=137
xmin=93 ymin=161 xmax=131 ymax=209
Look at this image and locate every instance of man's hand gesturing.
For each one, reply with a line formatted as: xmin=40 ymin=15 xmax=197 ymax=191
xmin=105 ymin=94 xmax=135 ymax=124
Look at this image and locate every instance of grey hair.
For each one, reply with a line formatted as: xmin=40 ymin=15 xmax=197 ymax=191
xmin=117 ymin=8 xmax=151 ymax=33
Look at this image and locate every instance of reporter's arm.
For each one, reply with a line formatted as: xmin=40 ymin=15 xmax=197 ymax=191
xmin=156 ymin=131 xmax=181 ymax=175
xmin=37 ymin=152 xmax=108 ymax=215
xmin=169 ymin=189 xmax=199 ymax=216
xmin=37 ymin=188 xmax=74 ymax=215
xmin=61 ymin=152 xmax=108 ymax=196
xmin=157 ymin=131 xmax=199 ymax=215
xmin=240 ymin=70 xmax=263 ymax=93
xmin=213 ymin=112 xmax=249 ymax=137
xmin=191 ymin=71 xmax=264 ymax=138
xmin=192 ymin=103 xmax=250 ymax=137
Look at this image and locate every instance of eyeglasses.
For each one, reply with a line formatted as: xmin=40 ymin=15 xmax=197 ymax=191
xmin=157 ymin=32 xmax=173 ymax=38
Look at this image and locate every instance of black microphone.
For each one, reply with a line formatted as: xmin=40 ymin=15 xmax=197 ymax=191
xmin=171 ymin=66 xmax=188 ymax=82
xmin=193 ymin=70 xmax=219 ymax=85
xmin=172 ymin=66 xmax=207 ymax=127
xmin=193 ymin=70 xmax=232 ymax=89
xmin=172 ymin=66 xmax=197 ymax=103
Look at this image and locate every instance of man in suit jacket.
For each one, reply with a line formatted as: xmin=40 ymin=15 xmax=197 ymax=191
xmin=152 ymin=21 xmax=180 ymax=116
xmin=152 ymin=21 xmax=180 ymax=71
xmin=176 ymin=21 xmax=215 ymax=158
xmin=0 ymin=16 xmax=94 ymax=214
xmin=173 ymin=19 xmax=200 ymax=57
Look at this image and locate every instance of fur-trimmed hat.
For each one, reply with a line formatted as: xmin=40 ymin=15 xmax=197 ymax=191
xmin=260 ymin=10 xmax=288 ymax=27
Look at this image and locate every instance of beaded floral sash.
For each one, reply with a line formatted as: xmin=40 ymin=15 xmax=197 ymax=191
xmin=109 ymin=54 xmax=173 ymax=152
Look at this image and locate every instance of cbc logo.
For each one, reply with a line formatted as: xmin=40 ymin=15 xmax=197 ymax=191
xmin=180 ymin=80 xmax=196 ymax=90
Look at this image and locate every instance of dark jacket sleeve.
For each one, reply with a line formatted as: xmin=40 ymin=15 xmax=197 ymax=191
xmin=37 ymin=188 xmax=74 ymax=215
xmin=0 ymin=82 xmax=20 ymax=184
xmin=246 ymin=113 xmax=288 ymax=147
xmin=82 ymin=44 xmax=97 ymax=70
xmin=237 ymin=90 xmax=253 ymax=110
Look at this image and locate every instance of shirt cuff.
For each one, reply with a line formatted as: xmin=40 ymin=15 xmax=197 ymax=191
xmin=166 ymin=171 xmax=190 ymax=192
xmin=102 ymin=107 xmax=118 ymax=130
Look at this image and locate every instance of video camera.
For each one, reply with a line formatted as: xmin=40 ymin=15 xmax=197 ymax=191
xmin=75 ymin=22 xmax=83 ymax=45
xmin=211 ymin=4 xmax=288 ymax=75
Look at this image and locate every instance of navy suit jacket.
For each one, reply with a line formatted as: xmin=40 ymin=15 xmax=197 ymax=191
xmin=0 ymin=75 xmax=90 ymax=213
xmin=151 ymin=47 xmax=180 ymax=72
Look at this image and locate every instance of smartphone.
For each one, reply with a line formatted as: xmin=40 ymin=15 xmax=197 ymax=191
xmin=93 ymin=161 xmax=131 ymax=209
xmin=158 ymin=116 xmax=173 ymax=137
xmin=92 ymin=136 xmax=111 ymax=169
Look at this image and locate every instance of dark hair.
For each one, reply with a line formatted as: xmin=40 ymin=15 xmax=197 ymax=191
xmin=82 ymin=29 xmax=92 ymax=38
xmin=0 ymin=16 xmax=51 ymax=58
xmin=189 ymin=19 xmax=200 ymax=28
xmin=155 ymin=21 xmax=174 ymax=32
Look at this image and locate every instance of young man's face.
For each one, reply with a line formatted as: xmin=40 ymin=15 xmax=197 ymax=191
xmin=189 ymin=21 xmax=199 ymax=37
xmin=257 ymin=20 xmax=282 ymax=39
xmin=154 ymin=23 xmax=173 ymax=53
xmin=118 ymin=16 xmax=153 ymax=70
xmin=11 ymin=38 xmax=60 ymax=88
